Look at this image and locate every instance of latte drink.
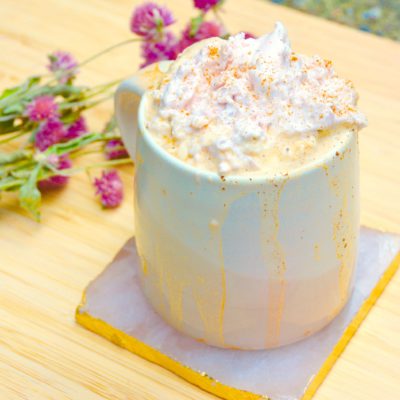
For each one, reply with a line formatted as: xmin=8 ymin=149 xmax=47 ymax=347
xmin=121 ymin=22 xmax=366 ymax=349
xmin=146 ymin=22 xmax=366 ymax=176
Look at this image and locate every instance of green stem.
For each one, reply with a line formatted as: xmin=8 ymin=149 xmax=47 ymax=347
xmin=52 ymin=38 xmax=141 ymax=85
xmin=0 ymin=157 xmax=132 ymax=192
xmin=76 ymin=38 xmax=141 ymax=70
xmin=69 ymin=148 xmax=103 ymax=159
xmin=90 ymin=76 xmax=129 ymax=91
xmin=64 ymin=76 xmax=126 ymax=103
xmin=58 ymin=94 xmax=113 ymax=111
xmin=0 ymin=114 xmax=19 ymax=122
xmin=0 ymin=38 xmax=141 ymax=109
xmin=0 ymin=150 xmax=31 ymax=165
xmin=213 ymin=8 xmax=228 ymax=33
xmin=55 ymin=158 xmax=132 ymax=176
xmin=43 ymin=130 xmax=119 ymax=158
xmin=0 ymin=130 xmax=30 ymax=144
xmin=0 ymin=177 xmax=25 ymax=191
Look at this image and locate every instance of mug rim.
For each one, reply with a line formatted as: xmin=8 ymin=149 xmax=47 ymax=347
xmin=138 ymin=93 xmax=356 ymax=184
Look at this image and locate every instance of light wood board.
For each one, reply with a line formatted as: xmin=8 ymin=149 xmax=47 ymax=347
xmin=0 ymin=0 xmax=399 ymax=399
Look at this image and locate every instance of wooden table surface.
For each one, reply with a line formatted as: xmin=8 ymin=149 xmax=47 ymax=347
xmin=1 ymin=0 xmax=399 ymax=399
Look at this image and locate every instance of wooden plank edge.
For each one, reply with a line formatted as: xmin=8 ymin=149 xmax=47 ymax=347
xmin=302 ymin=251 xmax=400 ymax=400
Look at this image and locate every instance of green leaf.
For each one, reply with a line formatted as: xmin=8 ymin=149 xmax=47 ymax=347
xmin=45 ymin=132 xmax=101 ymax=156
xmin=18 ymin=164 xmax=42 ymax=221
xmin=0 ymin=86 xmax=20 ymax=101
xmin=0 ymin=150 xmax=30 ymax=165
xmin=3 ymin=103 xmax=24 ymax=115
xmin=22 ymin=76 xmax=41 ymax=91
xmin=11 ymin=76 xmax=42 ymax=99
xmin=189 ymin=15 xmax=204 ymax=38
xmin=0 ymin=76 xmax=41 ymax=108
xmin=51 ymin=84 xmax=85 ymax=98
xmin=0 ymin=176 xmax=23 ymax=192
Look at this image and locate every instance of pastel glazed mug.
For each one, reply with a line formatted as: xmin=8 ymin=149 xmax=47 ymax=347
xmin=115 ymin=61 xmax=359 ymax=350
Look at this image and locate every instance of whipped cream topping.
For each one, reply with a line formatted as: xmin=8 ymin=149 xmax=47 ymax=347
xmin=147 ymin=22 xmax=367 ymax=174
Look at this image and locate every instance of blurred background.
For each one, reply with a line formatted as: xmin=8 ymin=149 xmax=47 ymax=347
xmin=269 ymin=0 xmax=400 ymax=41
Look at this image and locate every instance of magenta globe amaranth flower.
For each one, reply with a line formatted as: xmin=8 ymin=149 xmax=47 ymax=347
xmin=104 ymin=139 xmax=129 ymax=160
xmin=39 ymin=155 xmax=72 ymax=189
xmin=34 ymin=118 xmax=65 ymax=151
xmin=25 ymin=95 xmax=59 ymax=122
xmin=63 ymin=116 xmax=87 ymax=141
xmin=48 ymin=50 xmax=78 ymax=83
xmin=178 ymin=21 xmax=224 ymax=53
xmin=130 ymin=2 xmax=175 ymax=39
xmin=94 ymin=170 xmax=123 ymax=208
xmin=141 ymin=31 xmax=178 ymax=67
xmin=194 ymin=0 xmax=220 ymax=12
xmin=243 ymin=32 xmax=256 ymax=39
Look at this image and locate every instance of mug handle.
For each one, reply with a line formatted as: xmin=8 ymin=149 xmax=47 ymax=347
xmin=114 ymin=60 xmax=172 ymax=162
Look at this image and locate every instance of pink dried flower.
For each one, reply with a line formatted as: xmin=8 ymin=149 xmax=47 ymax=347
xmin=141 ymin=31 xmax=178 ymax=67
xmin=48 ymin=51 xmax=78 ymax=83
xmin=63 ymin=116 xmax=87 ymax=141
xmin=34 ymin=118 xmax=65 ymax=151
xmin=104 ymin=139 xmax=129 ymax=160
xmin=243 ymin=32 xmax=256 ymax=39
xmin=25 ymin=95 xmax=59 ymax=122
xmin=39 ymin=155 xmax=72 ymax=189
xmin=178 ymin=21 xmax=224 ymax=53
xmin=94 ymin=170 xmax=123 ymax=208
xmin=130 ymin=2 xmax=175 ymax=39
xmin=194 ymin=0 xmax=220 ymax=12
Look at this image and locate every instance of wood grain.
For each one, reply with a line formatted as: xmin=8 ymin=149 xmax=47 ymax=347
xmin=0 ymin=0 xmax=399 ymax=399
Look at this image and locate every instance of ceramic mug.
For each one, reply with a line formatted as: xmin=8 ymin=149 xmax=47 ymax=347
xmin=115 ymin=61 xmax=359 ymax=350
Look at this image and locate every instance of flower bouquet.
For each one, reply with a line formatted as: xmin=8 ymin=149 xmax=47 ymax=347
xmin=0 ymin=0 xmax=248 ymax=220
